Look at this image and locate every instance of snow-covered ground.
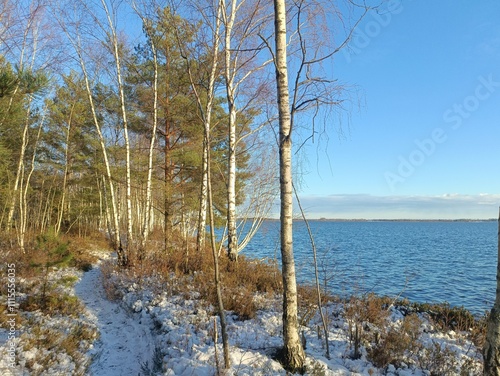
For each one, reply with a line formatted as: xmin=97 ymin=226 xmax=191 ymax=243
xmin=1 ymin=251 xmax=484 ymax=375
xmin=74 ymin=262 xmax=155 ymax=376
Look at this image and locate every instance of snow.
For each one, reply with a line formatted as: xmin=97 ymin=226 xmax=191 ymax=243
xmin=74 ymin=262 xmax=155 ymax=376
xmin=0 ymin=250 xmax=484 ymax=375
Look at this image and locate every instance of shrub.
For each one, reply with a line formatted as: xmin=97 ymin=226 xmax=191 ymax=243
xmin=20 ymin=291 xmax=83 ymax=317
xmin=33 ymin=229 xmax=73 ymax=269
xmin=367 ymin=313 xmax=422 ymax=368
xmin=408 ymin=302 xmax=475 ymax=332
xmin=344 ymin=293 xmax=391 ymax=359
xmin=417 ymin=341 xmax=459 ymax=376
xmin=115 ymin=241 xmax=284 ymax=320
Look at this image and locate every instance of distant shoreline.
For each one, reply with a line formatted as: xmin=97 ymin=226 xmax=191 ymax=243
xmin=250 ymin=218 xmax=497 ymax=222
xmin=314 ymin=218 xmax=496 ymax=222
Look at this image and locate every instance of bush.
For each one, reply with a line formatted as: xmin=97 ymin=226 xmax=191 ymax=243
xmin=109 ymin=240 xmax=283 ymax=320
xmin=20 ymin=291 xmax=83 ymax=316
xmin=368 ymin=313 xmax=422 ymax=368
xmin=408 ymin=301 xmax=476 ymax=332
xmin=418 ymin=341 xmax=459 ymax=376
xmin=33 ymin=229 xmax=73 ymax=269
xmin=344 ymin=293 xmax=391 ymax=359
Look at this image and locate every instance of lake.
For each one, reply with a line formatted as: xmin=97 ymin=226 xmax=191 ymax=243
xmin=238 ymin=220 xmax=497 ymax=315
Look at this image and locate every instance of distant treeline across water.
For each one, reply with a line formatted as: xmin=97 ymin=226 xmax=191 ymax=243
xmin=239 ymin=220 xmax=497 ymax=315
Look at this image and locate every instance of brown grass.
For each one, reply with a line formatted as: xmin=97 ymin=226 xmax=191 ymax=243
xmin=106 ymin=238 xmax=284 ymax=320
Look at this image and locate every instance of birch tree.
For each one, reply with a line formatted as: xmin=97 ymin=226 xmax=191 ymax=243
xmin=270 ymin=0 xmax=373 ymax=371
xmin=273 ymin=0 xmax=306 ymax=371
xmin=56 ymin=2 xmax=126 ymax=264
xmin=221 ymin=0 xmax=274 ymax=261
xmin=130 ymin=1 xmax=160 ymax=246
xmin=2 ymin=0 xmax=49 ymax=233
xmin=99 ymin=0 xmax=134 ymax=259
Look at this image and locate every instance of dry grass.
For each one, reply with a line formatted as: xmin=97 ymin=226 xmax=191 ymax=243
xmin=0 ymin=230 xmax=105 ymax=374
xmin=103 ymin=239 xmax=283 ymax=320
xmin=368 ymin=313 xmax=422 ymax=368
xmin=20 ymin=319 xmax=97 ymax=376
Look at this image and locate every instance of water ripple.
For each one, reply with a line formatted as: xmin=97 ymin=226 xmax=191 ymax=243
xmin=241 ymin=220 xmax=497 ymax=315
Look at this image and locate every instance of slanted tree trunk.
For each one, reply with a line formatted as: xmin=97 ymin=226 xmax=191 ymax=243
xmin=181 ymin=1 xmax=221 ymax=255
xmin=273 ymin=0 xmax=305 ymax=372
xmin=59 ymin=9 xmax=126 ymax=265
xmin=207 ymin=116 xmax=230 ymax=369
xmin=56 ymin=103 xmax=75 ymax=235
xmin=101 ymin=0 xmax=134 ymax=261
xmin=79 ymin=49 xmax=124 ymax=265
xmin=484 ymin=207 xmax=500 ymax=375
xmin=6 ymin=98 xmax=30 ymax=233
xmin=135 ymin=17 xmax=159 ymax=247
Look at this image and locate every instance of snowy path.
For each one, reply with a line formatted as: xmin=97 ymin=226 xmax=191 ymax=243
xmin=75 ymin=265 xmax=155 ymax=376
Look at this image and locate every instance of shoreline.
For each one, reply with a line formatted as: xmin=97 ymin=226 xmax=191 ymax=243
xmin=247 ymin=218 xmax=496 ymax=222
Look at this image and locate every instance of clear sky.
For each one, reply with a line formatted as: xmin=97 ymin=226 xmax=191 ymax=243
xmin=294 ymin=0 xmax=500 ymax=219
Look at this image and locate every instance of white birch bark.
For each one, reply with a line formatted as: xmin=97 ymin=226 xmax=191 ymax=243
xmin=101 ymin=0 xmax=134 ymax=257
xmin=76 ymin=39 xmax=124 ymax=264
xmin=196 ymin=136 xmax=209 ymax=252
xmin=131 ymin=7 xmax=159 ymax=246
xmin=57 ymin=2 xmax=125 ymax=262
xmin=273 ymin=0 xmax=305 ymax=371
xmin=56 ymin=103 xmax=75 ymax=234
xmin=5 ymin=13 xmax=31 ymax=231
xmin=222 ymin=0 xmax=238 ymax=261
xmin=19 ymin=103 xmax=46 ymax=250
xmin=142 ymin=42 xmax=158 ymax=244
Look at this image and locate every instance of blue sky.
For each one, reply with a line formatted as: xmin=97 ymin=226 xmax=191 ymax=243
xmin=294 ymin=0 xmax=500 ymax=219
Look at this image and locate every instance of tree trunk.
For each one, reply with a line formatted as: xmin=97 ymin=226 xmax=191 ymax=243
xmin=56 ymin=103 xmax=75 ymax=234
xmin=79 ymin=53 xmax=124 ymax=265
xmin=6 ymin=96 xmax=31 ymax=232
xmin=142 ymin=35 xmax=159 ymax=247
xmin=164 ymin=113 xmax=173 ymax=251
xmin=226 ymin=102 xmax=238 ymax=261
xmin=196 ymin=141 xmax=209 ymax=252
xmin=223 ymin=0 xmax=238 ymax=262
xmin=207 ymin=121 xmax=230 ymax=369
xmin=484 ymin=207 xmax=500 ymax=375
xmin=273 ymin=0 xmax=305 ymax=372
xmin=101 ymin=0 xmax=134 ymax=261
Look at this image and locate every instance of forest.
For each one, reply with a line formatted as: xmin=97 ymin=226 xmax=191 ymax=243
xmin=1 ymin=0 xmax=499 ymax=375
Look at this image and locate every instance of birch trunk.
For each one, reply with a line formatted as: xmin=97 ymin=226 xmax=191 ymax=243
xmin=101 ymin=0 xmax=134 ymax=259
xmin=142 ymin=26 xmax=159 ymax=246
xmin=56 ymin=103 xmax=75 ymax=234
xmin=484 ymin=207 xmax=500 ymax=375
xmin=6 ymin=99 xmax=30 ymax=232
xmin=223 ymin=0 xmax=238 ymax=261
xmin=196 ymin=141 xmax=209 ymax=252
xmin=273 ymin=0 xmax=305 ymax=371
xmin=207 ymin=117 xmax=230 ymax=369
xmin=79 ymin=48 xmax=124 ymax=264
xmin=20 ymin=107 xmax=44 ymax=250
xmin=191 ymin=2 xmax=221 ymax=254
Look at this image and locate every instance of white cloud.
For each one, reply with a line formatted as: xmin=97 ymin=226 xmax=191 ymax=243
xmin=289 ymin=193 xmax=500 ymax=219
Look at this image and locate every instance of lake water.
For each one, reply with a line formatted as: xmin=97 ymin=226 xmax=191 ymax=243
xmin=239 ymin=220 xmax=497 ymax=315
